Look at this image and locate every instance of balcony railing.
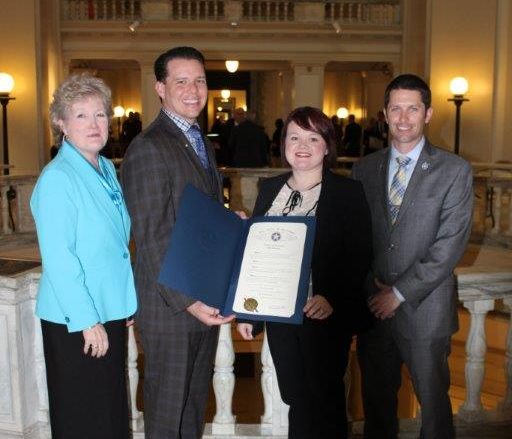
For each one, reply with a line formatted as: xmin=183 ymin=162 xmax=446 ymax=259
xmin=1 ymin=163 xmax=512 ymax=241
xmin=1 ymin=264 xmax=511 ymax=437
xmin=60 ymin=0 xmax=401 ymax=26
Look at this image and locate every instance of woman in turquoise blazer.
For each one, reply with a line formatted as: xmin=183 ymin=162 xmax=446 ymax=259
xmin=31 ymin=73 xmax=137 ymax=439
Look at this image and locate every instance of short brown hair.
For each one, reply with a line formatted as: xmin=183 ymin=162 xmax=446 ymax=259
xmin=280 ymin=106 xmax=337 ymax=169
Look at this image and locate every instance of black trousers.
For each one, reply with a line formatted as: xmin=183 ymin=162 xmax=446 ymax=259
xmin=266 ymin=319 xmax=353 ymax=439
xmin=41 ymin=319 xmax=129 ymax=439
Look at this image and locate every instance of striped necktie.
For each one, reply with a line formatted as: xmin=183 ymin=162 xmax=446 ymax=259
xmin=188 ymin=125 xmax=210 ymax=169
xmin=389 ymin=155 xmax=412 ymax=224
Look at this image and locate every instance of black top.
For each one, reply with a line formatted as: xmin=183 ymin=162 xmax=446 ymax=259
xmin=250 ymin=169 xmax=374 ymax=334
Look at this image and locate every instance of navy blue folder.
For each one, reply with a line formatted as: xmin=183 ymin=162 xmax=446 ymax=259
xmin=157 ymin=184 xmax=316 ymax=324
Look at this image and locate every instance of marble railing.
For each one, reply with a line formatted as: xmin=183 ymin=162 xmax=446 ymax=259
xmin=1 ymin=166 xmax=512 ymax=243
xmin=473 ymin=175 xmax=512 ymax=239
xmin=455 ymin=270 xmax=512 ymax=424
xmin=1 ymin=266 xmax=511 ymax=438
xmin=60 ymin=0 xmax=401 ymax=26
xmin=0 ymin=175 xmax=37 ymax=236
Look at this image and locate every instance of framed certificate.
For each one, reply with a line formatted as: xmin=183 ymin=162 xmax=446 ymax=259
xmin=158 ymin=184 xmax=316 ymax=324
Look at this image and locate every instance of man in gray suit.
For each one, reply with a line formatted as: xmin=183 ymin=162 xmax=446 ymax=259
xmin=352 ymin=74 xmax=473 ymax=439
xmin=121 ymin=47 xmax=233 ymax=438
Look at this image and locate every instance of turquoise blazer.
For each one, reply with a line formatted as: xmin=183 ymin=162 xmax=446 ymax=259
xmin=31 ymin=141 xmax=137 ymax=332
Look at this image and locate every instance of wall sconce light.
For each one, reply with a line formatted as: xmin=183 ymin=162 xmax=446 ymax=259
xmin=0 ymin=72 xmax=15 ymax=176
xmin=128 ymin=20 xmax=140 ymax=32
xmin=448 ymin=77 xmax=469 ymax=155
xmin=336 ymin=107 xmax=349 ymax=119
xmin=225 ymin=60 xmax=239 ymax=73
xmin=332 ymin=20 xmax=342 ymax=34
xmin=113 ymin=105 xmax=125 ymax=140
xmin=220 ymin=89 xmax=231 ymax=101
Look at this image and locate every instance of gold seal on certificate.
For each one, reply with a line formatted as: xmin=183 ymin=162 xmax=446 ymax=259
xmin=243 ymin=297 xmax=259 ymax=312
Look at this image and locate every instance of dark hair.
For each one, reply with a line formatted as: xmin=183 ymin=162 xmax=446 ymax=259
xmin=384 ymin=74 xmax=431 ymax=109
xmin=280 ymin=106 xmax=337 ymax=169
xmin=154 ymin=46 xmax=205 ymax=82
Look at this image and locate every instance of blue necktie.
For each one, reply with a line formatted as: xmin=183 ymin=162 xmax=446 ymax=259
xmin=389 ymin=156 xmax=412 ymax=224
xmin=188 ymin=125 xmax=210 ymax=169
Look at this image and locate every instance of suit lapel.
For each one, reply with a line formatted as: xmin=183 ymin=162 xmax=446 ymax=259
xmin=378 ymin=148 xmax=393 ymax=229
xmin=254 ymin=172 xmax=290 ymax=216
xmin=60 ymin=143 xmax=127 ymax=243
xmin=394 ymin=141 xmax=435 ymax=225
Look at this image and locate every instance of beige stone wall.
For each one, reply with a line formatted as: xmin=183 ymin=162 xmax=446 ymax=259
xmin=0 ymin=0 xmax=44 ymax=174
xmin=323 ymin=70 xmax=390 ymax=125
xmin=427 ymin=0 xmax=499 ymax=161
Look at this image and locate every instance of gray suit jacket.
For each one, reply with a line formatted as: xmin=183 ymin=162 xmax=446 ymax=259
xmin=352 ymin=140 xmax=473 ymax=339
xmin=121 ymin=110 xmax=223 ymax=333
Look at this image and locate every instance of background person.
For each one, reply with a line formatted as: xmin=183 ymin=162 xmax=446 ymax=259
xmin=229 ymin=108 xmax=269 ymax=167
xmin=237 ymin=106 xmax=373 ymax=439
xmin=342 ymin=114 xmax=363 ymax=157
xmin=30 ymin=73 xmax=137 ymax=439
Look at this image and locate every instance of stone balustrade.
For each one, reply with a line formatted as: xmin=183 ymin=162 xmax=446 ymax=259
xmin=1 ymin=165 xmax=512 ymax=242
xmin=325 ymin=1 xmax=400 ymax=25
xmin=472 ymin=163 xmax=512 ymax=243
xmin=60 ymin=0 xmax=401 ymax=26
xmin=456 ymin=270 xmax=512 ymax=424
xmin=1 ymin=264 xmax=511 ymax=438
xmin=0 ymin=175 xmax=37 ymax=236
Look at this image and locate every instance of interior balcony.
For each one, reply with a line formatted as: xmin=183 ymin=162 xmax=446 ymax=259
xmin=58 ymin=0 xmax=402 ymax=63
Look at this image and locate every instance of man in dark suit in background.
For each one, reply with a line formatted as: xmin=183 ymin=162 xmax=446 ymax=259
xmin=375 ymin=110 xmax=389 ymax=148
xmin=342 ymin=114 xmax=363 ymax=156
xmin=229 ymin=108 xmax=269 ymax=167
xmin=121 ymin=46 xmax=233 ymax=439
xmin=352 ymin=74 xmax=473 ymax=439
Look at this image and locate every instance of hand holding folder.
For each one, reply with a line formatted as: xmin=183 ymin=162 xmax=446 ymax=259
xmin=158 ymin=184 xmax=316 ymax=324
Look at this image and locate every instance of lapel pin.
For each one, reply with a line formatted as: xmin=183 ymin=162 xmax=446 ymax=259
xmin=421 ymin=161 xmax=429 ymax=170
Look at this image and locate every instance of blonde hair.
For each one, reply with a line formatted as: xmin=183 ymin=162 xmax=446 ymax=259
xmin=49 ymin=73 xmax=112 ymax=145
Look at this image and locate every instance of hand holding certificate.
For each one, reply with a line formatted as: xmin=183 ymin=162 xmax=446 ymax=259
xmin=158 ymin=184 xmax=316 ymax=324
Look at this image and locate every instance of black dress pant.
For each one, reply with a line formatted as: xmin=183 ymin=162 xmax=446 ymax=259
xmin=41 ymin=319 xmax=129 ymax=439
xmin=266 ymin=318 xmax=353 ymax=439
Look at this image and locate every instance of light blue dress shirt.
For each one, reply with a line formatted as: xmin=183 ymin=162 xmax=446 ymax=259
xmin=387 ymin=136 xmax=425 ymax=192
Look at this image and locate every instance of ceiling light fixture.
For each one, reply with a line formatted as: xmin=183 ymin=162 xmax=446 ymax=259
xmin=225 ymin=60 xmax=239 ymax=73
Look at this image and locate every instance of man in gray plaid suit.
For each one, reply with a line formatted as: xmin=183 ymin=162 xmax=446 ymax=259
xmin=122 ymin=46 xmax=233 ymax=439
xmin=352 ymin=74 xmax=473 ymax=439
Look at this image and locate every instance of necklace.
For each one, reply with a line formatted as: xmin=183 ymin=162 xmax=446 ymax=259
xmin=282 ymin=181 xmax=321 ymax=217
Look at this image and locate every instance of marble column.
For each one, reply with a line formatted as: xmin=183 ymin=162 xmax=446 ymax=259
xmin=458 ymin=299 xmax=495 ymax=422
xmin=292 ymin=63 xmax=326 ymax=109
